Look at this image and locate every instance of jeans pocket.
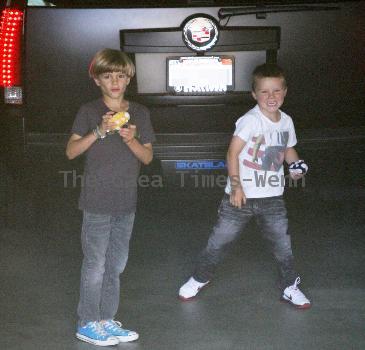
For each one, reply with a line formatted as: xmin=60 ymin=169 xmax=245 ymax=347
xmin=217 ymin=201 xmax=223 ymax=215
xmin=218 ymin=194 xmax=247 ymax=221
xmin=218 ymin=194 xmax=232 ymax=213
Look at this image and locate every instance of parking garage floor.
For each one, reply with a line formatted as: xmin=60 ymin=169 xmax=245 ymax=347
xmin=1 ymin=136 xmax=365 ymax=350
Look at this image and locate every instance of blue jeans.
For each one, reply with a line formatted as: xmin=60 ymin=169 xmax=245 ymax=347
xmin=193 ymin=194 xmax=297 ymax=290
xmin=77 ymin=211 xmax=135 ymax=326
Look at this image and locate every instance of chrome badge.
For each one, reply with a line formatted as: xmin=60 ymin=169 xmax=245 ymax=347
xmin=182 ymin=15 xmax=219 ymax=52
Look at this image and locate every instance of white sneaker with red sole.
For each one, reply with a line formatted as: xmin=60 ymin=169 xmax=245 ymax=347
xmin=179 ymin=277 xmax=210 ymax=301
xmin=282 ymin=277 xmax=311 ymax=309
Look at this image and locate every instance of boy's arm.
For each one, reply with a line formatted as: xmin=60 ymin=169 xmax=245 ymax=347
xmin=119 ymin=124 xmax=153 ymax=165
xmin=285 ymin=147 xmax=305 ymax=180
xmin=66 ymin=112 xmax=115 ymax=160
xmin=284 ymin=146 xmax=299 ymax=164
xmin=227 ymin=136 xmax=247 ymax=208
xmin=66 ymin=132 xmax=97 ymax=160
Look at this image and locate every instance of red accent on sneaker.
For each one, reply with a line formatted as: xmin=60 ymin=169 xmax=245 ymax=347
xmin=280 ymin=297 xmax=311 ymax=309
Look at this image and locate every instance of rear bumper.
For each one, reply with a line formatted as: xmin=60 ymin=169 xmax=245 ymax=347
xmin=24 ymin=132 xmax=231 ymax=179
xmin=23 ymin=128 xmax=365 ymax=188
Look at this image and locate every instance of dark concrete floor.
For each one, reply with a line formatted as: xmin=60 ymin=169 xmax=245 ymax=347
xmin=1 ymin=141 xmax=365 ymax=350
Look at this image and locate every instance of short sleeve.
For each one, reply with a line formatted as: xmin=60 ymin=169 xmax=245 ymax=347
xmin=287 ymin=117 xmax=297 ymax=148
xmin=71 ymin=105 xmax=90 ymax=137
xmin=233 ymin=114 xmax=255 ymax=143
xmin=136 ymin=105 xmax=156 ymax=145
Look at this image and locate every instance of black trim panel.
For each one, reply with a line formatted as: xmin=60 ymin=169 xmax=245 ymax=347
xmin=120 ymin=26 xmax=280 ymax=53
xmin=130 ymin=92 xmax=250 ymax=106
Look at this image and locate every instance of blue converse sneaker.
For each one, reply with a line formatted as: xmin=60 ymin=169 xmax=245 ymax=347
xmin=76 ymin=321 xmax=119 ymax=346
xmin=102 ymin=320 xmax=139 ymax=343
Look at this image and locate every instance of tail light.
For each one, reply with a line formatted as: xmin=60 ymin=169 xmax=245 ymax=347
xmin=0 ymin=8 xmax=24 ymax=104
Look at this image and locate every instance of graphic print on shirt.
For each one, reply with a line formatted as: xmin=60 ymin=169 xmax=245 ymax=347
xmin=243 ymin=131 xmax=289 ymax=172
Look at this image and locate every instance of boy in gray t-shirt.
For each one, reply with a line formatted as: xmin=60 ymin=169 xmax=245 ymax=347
xmin=66 ymin=48 xmax=155 ymax=346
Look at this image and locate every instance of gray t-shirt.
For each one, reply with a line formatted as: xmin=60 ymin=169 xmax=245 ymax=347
xmin=71 ymin=98 xmax=156 ymax=215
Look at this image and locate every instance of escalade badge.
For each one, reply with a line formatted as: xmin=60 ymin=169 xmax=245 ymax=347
xmin=182 ymin=15 xmax=219 ymax=52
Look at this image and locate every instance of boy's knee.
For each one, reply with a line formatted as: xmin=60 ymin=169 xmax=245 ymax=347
xmin=274 ymin=247 xmax=294 ymax=262
xmin=84 ymin=256 xmax=106 ymax=275
xmin=111 ymin=259 xmax=128 ymax=275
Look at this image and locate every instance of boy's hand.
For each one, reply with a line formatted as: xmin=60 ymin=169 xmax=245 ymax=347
xmin=99 ymin=111 xmax=115 ymax=134
xmin=288 ymin=160 xmax=308 ymax=180
xmin=230 ymin=186 xmax=246 ymax=208
xmin=289 ymin=172 xmax=304 ymax=180
xmin=119 ymin=124 xmax=137 ymax=144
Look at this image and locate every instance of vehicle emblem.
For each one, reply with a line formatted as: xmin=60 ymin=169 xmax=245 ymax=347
xmin=182 ymin=14 xmax=219 ymax=52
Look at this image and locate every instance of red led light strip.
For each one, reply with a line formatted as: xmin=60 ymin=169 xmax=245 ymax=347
xmin=0 ymin=9 xmax=24 ymax=87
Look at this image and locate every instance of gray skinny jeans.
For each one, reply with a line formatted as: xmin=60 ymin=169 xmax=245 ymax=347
xmin=193 ymin=194 xmax=298 ymax=290
xmin=77 ymin=210 xmax=135 ymax=326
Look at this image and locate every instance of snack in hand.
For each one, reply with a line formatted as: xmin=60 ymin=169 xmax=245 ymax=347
xmin=109 ymin=111 xmax=130 ymax=130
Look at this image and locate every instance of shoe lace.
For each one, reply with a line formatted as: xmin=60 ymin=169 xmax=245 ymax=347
xmin=291 ymin=277 xmax=301 ymax=290
xmin=104 ymin=320 xmax=123 ymax=332
xmin=90 ymin=322 xmax=109 ymax=337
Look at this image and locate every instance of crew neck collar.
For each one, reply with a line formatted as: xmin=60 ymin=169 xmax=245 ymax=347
xmin=254 ymin=104 xmax=282 ymax=124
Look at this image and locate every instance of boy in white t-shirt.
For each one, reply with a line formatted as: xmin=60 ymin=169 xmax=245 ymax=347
xmin=179 ymin=63 xmax=311 ymax=309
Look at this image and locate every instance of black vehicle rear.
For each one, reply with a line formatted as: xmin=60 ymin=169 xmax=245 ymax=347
xmin=1 ymin=1 xmax=364 ymax=224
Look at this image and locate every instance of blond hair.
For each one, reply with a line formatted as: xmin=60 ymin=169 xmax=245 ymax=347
xmin=89 ymin=48 xmax=135 ymax=78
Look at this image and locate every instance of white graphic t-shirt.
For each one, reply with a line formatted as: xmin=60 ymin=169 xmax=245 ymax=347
xmin=225 ymin=105 xmax=297 ymax=198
